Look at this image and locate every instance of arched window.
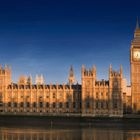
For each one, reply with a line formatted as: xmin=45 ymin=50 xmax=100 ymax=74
xmin=27 ymin=102 xmax=30 ymax=107
xmin=14 ymin=102 xmax=17 ymax=107
xmin=20 ymin=102 xmax=24 ymax=107
xmin=33 ymin=102 xmax=36 ymax=108
xmin=46 ymin=102 xmax=49 ymax=108
xmin=53 ymin=102 xmax=56 ymax=108
xmin=8 ymin=102 xmax=11 ymax=107
xmin=59 ymin=102 xmax=62 ymax=108
xmin=39 ymin=102 xmax=43 ymax=108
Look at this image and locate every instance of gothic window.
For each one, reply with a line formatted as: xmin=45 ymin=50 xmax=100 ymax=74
xmin=136 ymin=66 xmax=139 ymax=73
xmin=86 ymin=102 xmax=90 ymax=108
xmin=46 ymin=102 xmax=49 ymax=108
xmin=20 ymin=102 xmax=24 ymax=107
xmin=46 ymin=92 xmax=49 ymax=98
xmin=0 ymin=102 xmax=3 ymax=107
xmin=33 ymin=102 xmax=36 ymax=108
xmin=59 ymin=93 xmax=63 ymax=99
xmin=0 ymin=99 xmax=2 ymax=103
xmin=0 ymin=92 xmax=2 ymax=98
xmin=86 ymin=81 xmax=90 ymax=86
xmin=101 ymin=102 xmax=103 ymax=108
xmin=80 ymin=102 xmax=81 ymax=108
xmin=96 ymin=102 xmax=98 ymax=109
xmin=113 ymin=101 xmax=117 ymax=109
xmin=113 ymin=81 xmax=118 ymax=87
xmin=86 ymin=91 xmax=90 ymax=96
xmin=39 ymin=96 xmax=43 ymax=102
xmin=26 ymin=96 xmax=30 ymax=102
xmin=33 ymin=93 xmax=36 ymax=98
xmin=53 ymin=93 xmax=56 ymax=98
xmin=27 ymin=102 xmax=30 ymax=107
xmin=66 ymin=92 xmax=70 ymax=95
xmin=66 ymin=102 xmax=69 ymax=108
xmin=67 ymin=94 xmax=71 ymax=101
xmin=101 ymin=92 xmax=103 ymax=97
xmin=73 ymin=102 xmax=76 ymax=108
xmin=39 ymin=102 xmax=43 ymax=108
xmin=96 ymin=92 xmax=99 ymax=98
xmin=8 ymin=102 xmax=11 ymax=107
xmin=53 ymin=102 xmax=56 ymax=108
xmin=59 ymin=102 xmax=62 ymax=108
xmin=14 ymin=102 xmax=17 ymax=107
xmin=21 ymin=96 xmax=23 ymax=98
xmin=73 ymin=93 xmax=77 ymax=99
xmin=106 ymin=102 xmax=108 ymax=109
xmin=106 ymin=92 xmax=108 ymax=96
xmin=86 ymin=95 xmax=90 ymax=100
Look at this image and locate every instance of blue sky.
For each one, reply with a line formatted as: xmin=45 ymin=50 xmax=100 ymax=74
xmin=0 ymin=0 xmax=139 ymax=84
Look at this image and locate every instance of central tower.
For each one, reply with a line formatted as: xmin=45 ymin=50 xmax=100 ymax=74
xmin=130 ymin=19 xmax=140 ymax=113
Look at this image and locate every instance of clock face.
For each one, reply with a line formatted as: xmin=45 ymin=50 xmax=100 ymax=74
xmin=133 ymin=50 xmax=140 ymax=61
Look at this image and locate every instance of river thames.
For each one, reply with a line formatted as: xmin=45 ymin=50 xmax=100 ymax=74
xmin=0 ymin=126 xmax=140 ymax=140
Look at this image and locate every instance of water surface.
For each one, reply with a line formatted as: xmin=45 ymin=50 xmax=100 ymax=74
xmin=0 ymin=126 xmax=140 ymax=140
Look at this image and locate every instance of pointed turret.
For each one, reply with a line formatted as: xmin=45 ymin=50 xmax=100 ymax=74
xmin=109 ymin=64 xmax=112 ymax=72
xmin=81 ymin=64 xmax=85 ymax=76
xmin=109 ymin=64 xmax=112 ymax=79
xmin=40 ymin=74 xmax=44 ymax=84
xmin=92 ymin=65 xmax=96 ymax=73
xmin=92 ymin=65 xmax=96 ymax=78
xmin=120 ymin=65 xmax=123 ymax=78
xmin=69 ymin=65 xmax=74 ymax=77
xmin=68 ymin=65 xmax=75 ymax=85
xmin=120 ymin=65 xmax=123 ymax=73
xmin=35 ymin=74 xmax=38 ymax=84
xmin=27 ymin=75 xmax=32 ymax=85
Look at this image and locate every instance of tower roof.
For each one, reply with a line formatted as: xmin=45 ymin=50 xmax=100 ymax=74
xmin=68 ymin=65 xmax=75 ymax=84
xmin=136 ymin=17 xmax=139 ymax=30
xmin=133 ymin=17 xmax=140 ymax=41
xmin=69 ymin=65 xmax=74 ymax=77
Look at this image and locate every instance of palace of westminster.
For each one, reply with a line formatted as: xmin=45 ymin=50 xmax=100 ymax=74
xmin=0 ymin=21 xmax=140 ymax=117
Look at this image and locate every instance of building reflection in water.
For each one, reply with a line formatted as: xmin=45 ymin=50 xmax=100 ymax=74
xmin=0 ymin=127 xmax=140 ymax=140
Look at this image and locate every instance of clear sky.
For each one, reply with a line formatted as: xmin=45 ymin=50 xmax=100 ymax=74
xmin=0 ymin=0 xmax=139 ymax=84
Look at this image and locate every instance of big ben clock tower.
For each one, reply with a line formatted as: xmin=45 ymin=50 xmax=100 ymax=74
xmin=131 ymin=19 xmax=140 ymax=113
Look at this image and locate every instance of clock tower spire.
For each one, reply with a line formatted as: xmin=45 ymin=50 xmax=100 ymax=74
xmin=136 ymin=17 xmax=139 ymax=30
xmin=134 ymin=17 xmax=140 ymax=38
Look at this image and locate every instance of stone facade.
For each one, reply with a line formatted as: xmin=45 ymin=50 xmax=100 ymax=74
xmin=81 ymin=65 xmax=123 ymax=117
xmin=0 ymin=64 xmax=124 ymax=117
xmin=3 ymin=68 xmax=81 ymax=115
